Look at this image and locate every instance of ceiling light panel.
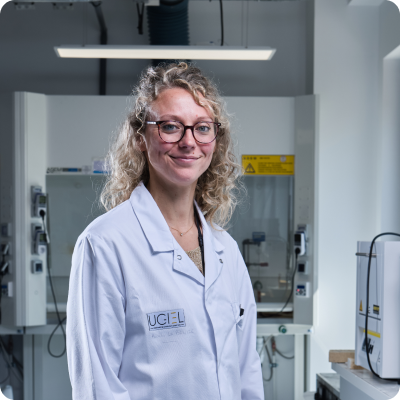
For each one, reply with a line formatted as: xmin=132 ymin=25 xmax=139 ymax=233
xmin=55 ymin=45 xmax=276 ymax=61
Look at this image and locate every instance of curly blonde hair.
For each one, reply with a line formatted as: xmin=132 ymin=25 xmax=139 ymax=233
xmin=100 ymin=62 xmax=241 ymax=228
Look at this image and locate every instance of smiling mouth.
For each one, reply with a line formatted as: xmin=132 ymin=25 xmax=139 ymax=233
xmin=170 ymin=156 xmax=200 ymax=161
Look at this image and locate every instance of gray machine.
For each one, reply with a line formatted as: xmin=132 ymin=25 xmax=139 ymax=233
xmin=355 ymin=241 xmax=400 ymax=378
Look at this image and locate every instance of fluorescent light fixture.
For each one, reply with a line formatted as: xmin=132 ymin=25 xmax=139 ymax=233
xmin=54 ymin=45 xmax=276 ymax=61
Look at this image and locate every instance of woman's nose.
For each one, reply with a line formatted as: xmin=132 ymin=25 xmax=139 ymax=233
xmin=179 ymin=127 xmax=196 ymax=148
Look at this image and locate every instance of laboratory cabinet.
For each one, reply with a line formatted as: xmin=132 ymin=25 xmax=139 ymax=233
xmin=315 ymin=373 xmax=340 ymax=400
xmin=0 ymin=92 xmax=318 ymax=400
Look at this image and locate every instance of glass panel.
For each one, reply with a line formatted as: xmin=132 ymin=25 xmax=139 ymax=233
xmin=46 ymin=174 xmax=106 ymax=313
xmin=46 ymin=174 xmax=294 ymax=309
xmin=228 ymin=175 xmax=294 ymax=305
xmin=46 ymin=174 xmax=106 ymax=277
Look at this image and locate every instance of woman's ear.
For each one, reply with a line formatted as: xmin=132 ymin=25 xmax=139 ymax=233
xmin=137 ymin=133 xmax=147 ymax=152
xmin=213 ymin=139 xmax=217 ymax=154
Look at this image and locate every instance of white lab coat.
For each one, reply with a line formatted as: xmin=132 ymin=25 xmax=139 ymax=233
xmin=67 ymin=182 xmax=264 ymax=400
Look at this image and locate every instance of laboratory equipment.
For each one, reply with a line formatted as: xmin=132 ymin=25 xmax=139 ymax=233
xmin=294 ymin=229 xmax=306 ymax=256
xmin=355 ymin=241 xmax=400 ymax=378
xmin=31 ymin=186 xmax=47 ymax=218
xmin=297 ymin=261 xmax=308 ymax=274
xmin=0 ymin=92 xmax=318 ymax=400
xmin=31 ymin=260 xmax=43 ymax=274
xmin=230 ymin=175 xmax=294 ymax=306
xmin=0 ymin=92 xmax=48 ymax=327
xmin=33 ymin=230 xmax=47 ymax=255
xmin=295 ymin=283 xmax=309 ymax=298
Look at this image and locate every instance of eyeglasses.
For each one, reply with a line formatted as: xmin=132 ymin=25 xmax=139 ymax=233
xmin=146 ymin=120 xmax=221 ymax=144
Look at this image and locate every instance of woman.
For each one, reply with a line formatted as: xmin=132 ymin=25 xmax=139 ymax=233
xmin=67 ymin=63 xmax=264 ymax=400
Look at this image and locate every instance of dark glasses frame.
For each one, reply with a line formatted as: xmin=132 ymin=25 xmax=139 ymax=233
xmin=146 ymin=120 xmax=222 ymax=144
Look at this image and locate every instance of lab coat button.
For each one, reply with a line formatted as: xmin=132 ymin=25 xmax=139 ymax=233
xmin=219 ymin=259 xmax=223 ymax=263
xmin=177 ymin=255 xmax=182 ymax=260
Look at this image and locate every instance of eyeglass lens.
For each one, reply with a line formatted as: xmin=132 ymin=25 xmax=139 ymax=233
xmin=159 ymin=121 xmax=217 ymax=143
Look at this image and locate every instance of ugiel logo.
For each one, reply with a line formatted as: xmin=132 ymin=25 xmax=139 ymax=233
xmin=147 ymin=309 xmax=186 ymax=331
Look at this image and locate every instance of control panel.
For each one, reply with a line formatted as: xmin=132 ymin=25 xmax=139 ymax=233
xmin=295 ymin=283 xmax=310 ymax=298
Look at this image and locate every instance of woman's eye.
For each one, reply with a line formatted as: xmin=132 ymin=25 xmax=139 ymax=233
xmin=195 ymin=124 xmax=211 ymax=133
xmin=162 ymin=123 xmax=180 ymax=132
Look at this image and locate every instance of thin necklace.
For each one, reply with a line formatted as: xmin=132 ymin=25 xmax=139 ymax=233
xmin=168 ymin=221 xmax=195 ymax=237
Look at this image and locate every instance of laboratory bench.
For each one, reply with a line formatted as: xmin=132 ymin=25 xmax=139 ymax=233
xmin=332 ymin=362 xmax=400 ymax=400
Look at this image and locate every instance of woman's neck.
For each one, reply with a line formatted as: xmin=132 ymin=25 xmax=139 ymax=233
xmin=147 ymin=177 xmax=197 ymax=230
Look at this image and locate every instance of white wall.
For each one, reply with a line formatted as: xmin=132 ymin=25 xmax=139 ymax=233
xmin=45 ymin=95 xmax=295 ymax=168
xmin=311 ymin=0 xmax=400 ymax=391
xmin=290 ymin=0 xmax=400 ymax=391
xmin=226 ymin=97 xmax=295 ymax=156
xmin=0 ymin=0 xmax=312 ymax=97
xmin=379 ymin=57 xmax=400 ymax=235
xmin=46 ymin=95 xmax=129 ymax=168
xmin=378 ymin=1 xmax=400 ymax=236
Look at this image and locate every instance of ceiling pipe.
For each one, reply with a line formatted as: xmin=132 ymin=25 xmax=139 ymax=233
xmin=91 ymin=1 xmax=108 ymax=95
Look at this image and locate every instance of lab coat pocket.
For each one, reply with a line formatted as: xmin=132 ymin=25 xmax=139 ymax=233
xmin=231 ymin=302 xmax=244 ymax=328
xmin=231 ymin=302 xmax=244 ymax=352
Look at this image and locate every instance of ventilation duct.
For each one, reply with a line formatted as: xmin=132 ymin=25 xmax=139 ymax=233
xmin=146 ymin=0 xmax=189 ymax=64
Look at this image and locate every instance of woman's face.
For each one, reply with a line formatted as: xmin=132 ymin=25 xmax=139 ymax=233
xmin=140 ymin=87 xmax=216 ymax=189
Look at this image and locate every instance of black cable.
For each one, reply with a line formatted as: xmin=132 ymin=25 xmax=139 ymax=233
xmin=0 ymin=364 xmax=10 ymax=385
xmin=275 ymin=347 xmax=294 ymax=360
xmin=279 ymin=249 xmax=300 ymax=313
xmin=0 ymin=275 xmax=3 ymax=325
xmin=262 ymin=338 xmax=273 ymax=382
xmin=0 ymin=337 xmax=10 ymax=385
xmin=194 ymin=208 xmax=205 ymax=275
xmin=40 ymin=210 xmax=49 ymax=244
xmin=364 ymin=232 xmax=400 ymax=380
xmin=219 ymin=0 xmax=224 ymax=46
xmin=0 ymin=341 xmax=11 ymax=384
xmin=1 ymin=336 xmax=23 ymax=378
xmin=48 ymin=316 xmax=67 ymax=357
xmin=0 ymin=337 xmax=23 ymax=383
xmin=136 ymin=3 xmax=144 ymax=35
xmin=0 ymin=244 xmax=9 ymax=324
xmin=40 ymin=210 xmax=67 ymax=358
xmin=91 ymin=2 xmax=108 ymax=96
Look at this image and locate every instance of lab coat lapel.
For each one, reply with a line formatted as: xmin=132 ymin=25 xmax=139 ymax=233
xmin=130 ymin=184 xmax=206 ymax=286
xmin=196 ymin=208 xmax=225 ymax=293
xmin=172 ymin=249 xmax=205 ymax=286
xmin=129 ymin=183 xmax=174 ymax=252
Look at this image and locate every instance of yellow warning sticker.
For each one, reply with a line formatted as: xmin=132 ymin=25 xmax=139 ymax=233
xmin=242 ymin=155 xmax=295 ymax=176
xmin=363 ymin=329 xmax=381 ymax=338
xmin=359 ymin=301 xmax=363 ymax=312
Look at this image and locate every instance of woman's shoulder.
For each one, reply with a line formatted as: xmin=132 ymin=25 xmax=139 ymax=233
xmin=78 ymin=199 xmax=136 ymax=242
xmin=207 ymin=222 xmax=239 ymax=252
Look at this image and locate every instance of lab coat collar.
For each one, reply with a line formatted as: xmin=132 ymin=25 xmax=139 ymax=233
xmin=129 ymin=183 xmax=225 ymax=288
xmin=194 ymin=203 xmax=225 ymax=253
xmin=129 ymin=183 xmax=174 ymax=253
